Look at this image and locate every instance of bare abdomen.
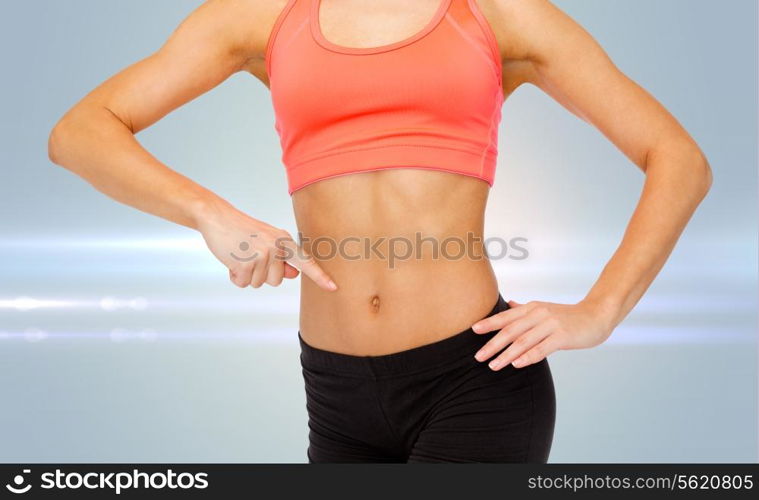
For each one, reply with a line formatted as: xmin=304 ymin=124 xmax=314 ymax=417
xmin=292 ymin=169 xmax=500 ymax=355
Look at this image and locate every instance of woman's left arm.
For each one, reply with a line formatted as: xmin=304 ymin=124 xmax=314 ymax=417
xmin=471 ymin=0 xmax=712 ymax=370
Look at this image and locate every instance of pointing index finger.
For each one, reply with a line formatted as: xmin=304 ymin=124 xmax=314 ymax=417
xmin=280 ymin=239 xmax=337 ymax=291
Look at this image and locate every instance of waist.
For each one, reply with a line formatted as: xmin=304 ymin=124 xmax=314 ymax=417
xmin=299 ymin=294 xmax=510 ymax=377
xmin=298 ymin=260 xmax=499 ymax=355
xmin=295 ymin=226 xmax=499 ymax=356
xmin=292 ymin=168 xmax=497 ymax=355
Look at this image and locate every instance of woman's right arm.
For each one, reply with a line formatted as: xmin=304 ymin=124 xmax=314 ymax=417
xmin=47 ymin=0 xmax=337 ymax=291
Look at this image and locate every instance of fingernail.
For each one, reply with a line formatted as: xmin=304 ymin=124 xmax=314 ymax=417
xmin=512 ymin=358 xmax=523 ymax=368
xmin=327 ymin=280 xmax=338 ymax=291
xmin=474 ymin=350 xmax=484 ymax=361
xmin=472 ymin=323 xmax=482 ymax=333
xmin=489 ymin=359 xmax=500 ymax=370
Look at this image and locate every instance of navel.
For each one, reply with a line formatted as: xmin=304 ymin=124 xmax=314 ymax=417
xmin=370 ymin=294 xmax=381 ymax=313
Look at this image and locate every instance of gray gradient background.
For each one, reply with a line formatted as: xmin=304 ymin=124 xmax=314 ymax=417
xmin=0 ymin=0 xmax=756 ymax=462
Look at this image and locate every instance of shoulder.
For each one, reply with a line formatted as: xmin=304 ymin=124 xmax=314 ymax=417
xmin=473 ymin=0 xmax=575 ymax=60
xmin=178 ymin=0 xmax=291 ymax=68
xmin=472 ymin=0 xmax=601 ymax=90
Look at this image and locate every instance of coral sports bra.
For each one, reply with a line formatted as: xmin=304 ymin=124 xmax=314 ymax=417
xmin=265 ymin=0 xmax=504 ymax=195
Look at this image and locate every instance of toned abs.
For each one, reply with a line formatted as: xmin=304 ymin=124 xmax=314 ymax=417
xmin=293 ymin=168 xmax=499 ymax=355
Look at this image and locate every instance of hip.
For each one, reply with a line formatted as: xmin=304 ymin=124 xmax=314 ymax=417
xmin=298 ymin=293 xmax=557 ymax=462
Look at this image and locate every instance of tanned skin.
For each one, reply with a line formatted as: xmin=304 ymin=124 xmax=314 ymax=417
xmin=48 ymin=0 xmax=711 ymax=363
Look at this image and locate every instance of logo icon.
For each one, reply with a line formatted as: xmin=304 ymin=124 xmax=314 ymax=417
xmin=230 ymin=234 xmax=261 ymax=262
xmin=6 ymin=469 xmax=32 ymax=494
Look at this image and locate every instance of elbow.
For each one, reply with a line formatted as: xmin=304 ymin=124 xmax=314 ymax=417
xmin=692 ymin=149 xmax=713 ymax=202
xmin=48 ymin=106 xmax=91 ymax=168
xmin=678 ymin=145 xmax=712 ymax=205
xmin=47 ymin=118 xmax=71 ymax=167
xmin=648 ymin=139 xmax=713 ymax=203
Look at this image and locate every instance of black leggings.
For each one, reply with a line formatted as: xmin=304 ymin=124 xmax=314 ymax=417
xmin=298 ymin=294 xmax=556 ymax=463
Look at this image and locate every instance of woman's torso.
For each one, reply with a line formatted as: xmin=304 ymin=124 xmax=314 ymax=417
xmin=257 ymin=0 xmax=506 ymax=355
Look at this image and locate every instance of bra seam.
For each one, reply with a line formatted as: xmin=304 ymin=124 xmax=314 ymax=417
xmin=264 ymin=0 xmax=299 ymax=79
xmin=465 ymin=0 xmax=504 ymax=76
xmin=310 ymin=0 xmax=453 ymax=55
xmin=287 ymin=143 xmax=495 ymax=171
xmin=465 ymin=0 xmax=504 ymax=178
xmin=480 ymin=85 xmax=503 ymax=178
xmin=290 ymin=166 xmax=495 ymax=195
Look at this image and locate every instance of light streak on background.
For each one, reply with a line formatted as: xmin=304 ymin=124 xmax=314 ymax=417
xmin=0 ymin=0 xmax=755 ymax=464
